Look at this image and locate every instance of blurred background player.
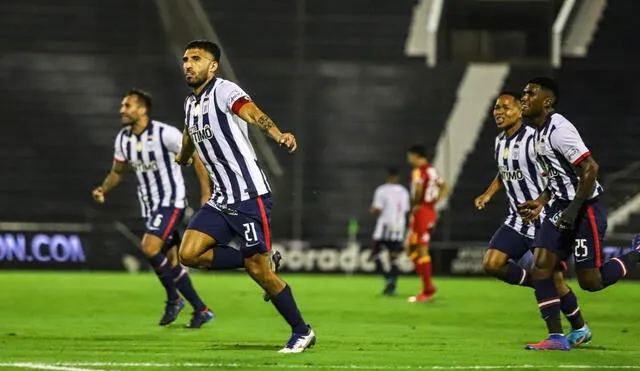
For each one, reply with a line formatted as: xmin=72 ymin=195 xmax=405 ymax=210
xmin=475 ymin=91 xmax=591 ymax=346
xmin=91 ymin=89 xmax=214 ymax=328
xmin=405 ymin=145 xmax=448 ymax=303
xmin=518 ymin=77 xmax=640 ymax=350
xmin=369 ymin=167 xmax=411 ymax=296
xmin=175 ymin=40 xmax=314 ymax=353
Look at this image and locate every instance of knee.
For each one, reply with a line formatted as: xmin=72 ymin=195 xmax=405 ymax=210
xmin=578 ymin=277 xmax=603 ymax=292
xmin=178 ymin=244 xmax=197 ymax=267
xmin=482 ymin=252 xmax=506 ymax=276
xmin=141 ymin=241 xmax=162 ymax=258
xmin=245 ymin=260 xmax=266 ymax=279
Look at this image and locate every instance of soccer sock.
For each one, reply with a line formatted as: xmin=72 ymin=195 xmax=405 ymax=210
xmin=170 ymin=265 xmax=207 ymax=312
xmin=373 ymin=256 xmax=387 ymax=279
xmin=560 ymin=289 xmax=585 ymax=330
xmin=271 ymin=285 xmax=309 ymax=334
xmin=209 ymin=246 xmax=245 ymax=270
xmin=388 ymin=258 xmax=400 ymax=283
xmin=417 ymin=256 xmax=433 ymax=294
xmin=533 ymin=277 xmax=563 ymax=334
xmin=503 ymin=262 xmax=533 ymax=287
xmin=600 ymin=252 xmax=639 ymax=287
xmin=148 ymin=253 xmax=180 ymax=302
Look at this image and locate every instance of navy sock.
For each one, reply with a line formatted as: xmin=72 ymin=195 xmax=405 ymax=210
xmin=210 ymin=246 xmax=245 ymax=270
xmin=171 ymin=265 xmax=207 ymax=312
xmin=560 ymin=289 xmax=585 ymax=330
xmin=533 ymin=277 xmax=563 ymax=334
xmin=271 ymin=285 xmax=309 ymax=334
xmin=600 ymin=252 xmax=639 ymax=287
xmin=388 ymin=259 xmax=399 ymax=282
xmin=503 ymin=261 xmax=532 ymax=287
xmin=373 ymin=256 xmax=387 ymax=279
xmin=149 ymin=253 xmax=180 ymax=302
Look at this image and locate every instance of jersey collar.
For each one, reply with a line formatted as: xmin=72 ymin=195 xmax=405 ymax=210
xmin=192 ymin=77 xmax=217 ymax=100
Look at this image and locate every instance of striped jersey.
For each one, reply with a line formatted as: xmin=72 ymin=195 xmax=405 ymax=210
xmin=494 ymin=124 xmax=545 ymax=238
xmin=113 ymin=120 xmax=186 ymax=218
xmin=184 ymin=78 xmax=270 ymax=205
xmin=533 ymin=113 xmax=602 ymax=202
xmin=371 ymin=183 xmax=411 ymax=241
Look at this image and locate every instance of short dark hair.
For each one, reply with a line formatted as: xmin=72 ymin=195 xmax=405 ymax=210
xmin=126 ymin=88 xmax=152 ymax=110
xmin=387 ymin=166 xmax=399 ymax=177
xmin=528 ymin=77 xmax=559 ymax=107
xmin=498 ymin=91 xmax=522 ymax=103
xmin=408 ymin=144 xmax=426 ymax=157
xmin=185 ymin=39 xmax=221 ymax=61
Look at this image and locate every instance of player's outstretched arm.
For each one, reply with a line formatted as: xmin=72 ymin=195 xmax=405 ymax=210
xmin=92 ymin=160 xmax=126 ymax=204
xmin=235 ymin=102 xmax=297 ymax=153
xmin=176 ymin=128 xmax=196 ymax=166
xmin=474 ymin=173 xmax=503 ymax=210
xmin=193 ymin=155 xmax=212 ymax=205
xmin=557 ymin=156 xmax=599 ymax=229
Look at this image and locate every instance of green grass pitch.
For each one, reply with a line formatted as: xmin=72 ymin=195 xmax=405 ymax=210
xmin=0 ymin=272 xmax=638 ymax=371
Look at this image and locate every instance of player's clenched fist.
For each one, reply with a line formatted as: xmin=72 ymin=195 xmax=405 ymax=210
xmin=92 ymin=187 xmax=105 ymax=204
xmin=175 ymin=152 xmax=193 ymax=166
xmin=474 ymin=193 xmax=491 ymax=210
xmin=278 ymin=133 xmax=297 ymax=153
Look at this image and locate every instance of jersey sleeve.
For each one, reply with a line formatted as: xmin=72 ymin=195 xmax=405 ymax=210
xmin=216 ymin=81 xmax=252 ymax=115
xmin=549 ymin=122 xmax=591 ymax=166
xmin=113 ymin=131 xmax=126 ymax=163
xmin=162 ymin=125 xmax=183 ymax=154
xmin=402 ymin=187 xmax=411 ymax=213
xmin=371 ymin=187 xmax=384 ymax=210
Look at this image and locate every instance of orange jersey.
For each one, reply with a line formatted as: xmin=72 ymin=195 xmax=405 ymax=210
xmin=411 ymin=164 xmax=443 ymax=209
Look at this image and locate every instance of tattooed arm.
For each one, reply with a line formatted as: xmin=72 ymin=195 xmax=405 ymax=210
xmin=235 ymin=101 xmax=297 ymax=152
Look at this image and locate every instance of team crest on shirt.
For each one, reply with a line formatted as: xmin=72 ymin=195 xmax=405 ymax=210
xmin=192 ymin=103 xmax=201 ymax=117
xmin=136 ymin=141 xmax=143 ymax=152
xmin=502 ymin=147 xmax=509 ymax=159
xmin=512 ymin=142 xmax=520 ymax=160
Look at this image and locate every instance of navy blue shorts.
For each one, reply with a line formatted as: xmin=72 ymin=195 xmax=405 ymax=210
xmin=372 ymin=239 xmax=403 ymax=252
xmin=145 ymin=207 xmax=185 ymax=242
xmin=187 ymin=194 xmax=273 ymax=258
xmin=533 ymin=199 xmax=607 ymax=269
xmin=489 ymin=224 xmax=533 ymax=260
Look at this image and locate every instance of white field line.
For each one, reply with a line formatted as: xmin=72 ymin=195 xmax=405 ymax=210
xmin=1 ymin=363 xmax=639 ymax=370
xmin=0 ymin=363 xmax=114 ymax=371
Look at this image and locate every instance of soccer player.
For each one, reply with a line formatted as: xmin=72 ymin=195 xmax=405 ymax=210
xmin=175 ymin=40 xmax=314 ymax=353
xmin=517 ymin=77 xmax=640 ymax=350
xmin=369 ymin=167 xmax=411 ymax=296
xmin=91 ymin=89 xmax=214 ymax=328
xmin=475 ymin=91 xmax=591 ymax=346
xmin=405 ymin=145 xmax=448 ymax=303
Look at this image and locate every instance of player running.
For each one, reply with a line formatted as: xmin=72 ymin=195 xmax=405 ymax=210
xmin=405 ymin=145 xmax=447 ymax=303
xmin=475 ymin=91 xmax=591 ymax=347
xmin=175 ymin=40 xmax=314 ymax=353
xmin=92 ymin=89 xmax=213 ymax=328
xmin=369 ymin=167 xmax=411 ymax=296
xmin=517 ymin=77 xmax=640 ymax=351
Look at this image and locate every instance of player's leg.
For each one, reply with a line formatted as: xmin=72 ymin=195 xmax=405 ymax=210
xmin=407 ymin=208 xmax=436 ymax=302
xmin=239 ymin=195 xmax=314 ymax=353
xmin=385 ymin=244 xmax=402 ymax=296
xmin=573 ymin=202 xmax=639 ymax=291
xmin=525 ymin=246 xmax=571 ymax=350
xmin=553 ymin=271 xmax=592 ymax=346
xmin=140 ymin=231 xmax=183 ymax=326
xmin=483 ymin=225 xmax=533 ymax=287
xmin=369 ymin=240 xmax=390 ymax=292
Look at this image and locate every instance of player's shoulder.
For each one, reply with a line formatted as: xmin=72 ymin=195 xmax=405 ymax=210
xmin=152 ymin=120 xmax=180 ymax=132
xmin=215 ymin=78 xmax=244 ymax=92
xmin=115 ymin=126 xmax=131 ymax=139
xmin=549 ymin=113 xmax=576 ymax=131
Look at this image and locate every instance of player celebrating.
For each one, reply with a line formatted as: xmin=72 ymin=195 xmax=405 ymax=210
xmin=92 ymin=89 xmax=213 ymax=328
xmin=518 ymin=77 xmax=640 ymax=350
xmin=475 ymin=92 xmax=591 ymax=346
xmin=369 ymin=167 xmax=411 ymax=296
xmin=405 ymin=145 xmax=448 ymax=303
xmin=175 ymin=40 xmax=314 ymax=353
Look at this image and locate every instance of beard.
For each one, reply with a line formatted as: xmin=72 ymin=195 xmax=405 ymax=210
xmin=186 ymin=71 xmax=209 ymax=88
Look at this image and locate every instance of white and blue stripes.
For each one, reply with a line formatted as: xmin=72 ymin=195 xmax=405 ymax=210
xmin=114 ymin=121 xmax=186 ymax=218
xmin=185 ymin=78 xmax=271 ymax=205
xmin=495 ymin=125 xmax=545 ymax=238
